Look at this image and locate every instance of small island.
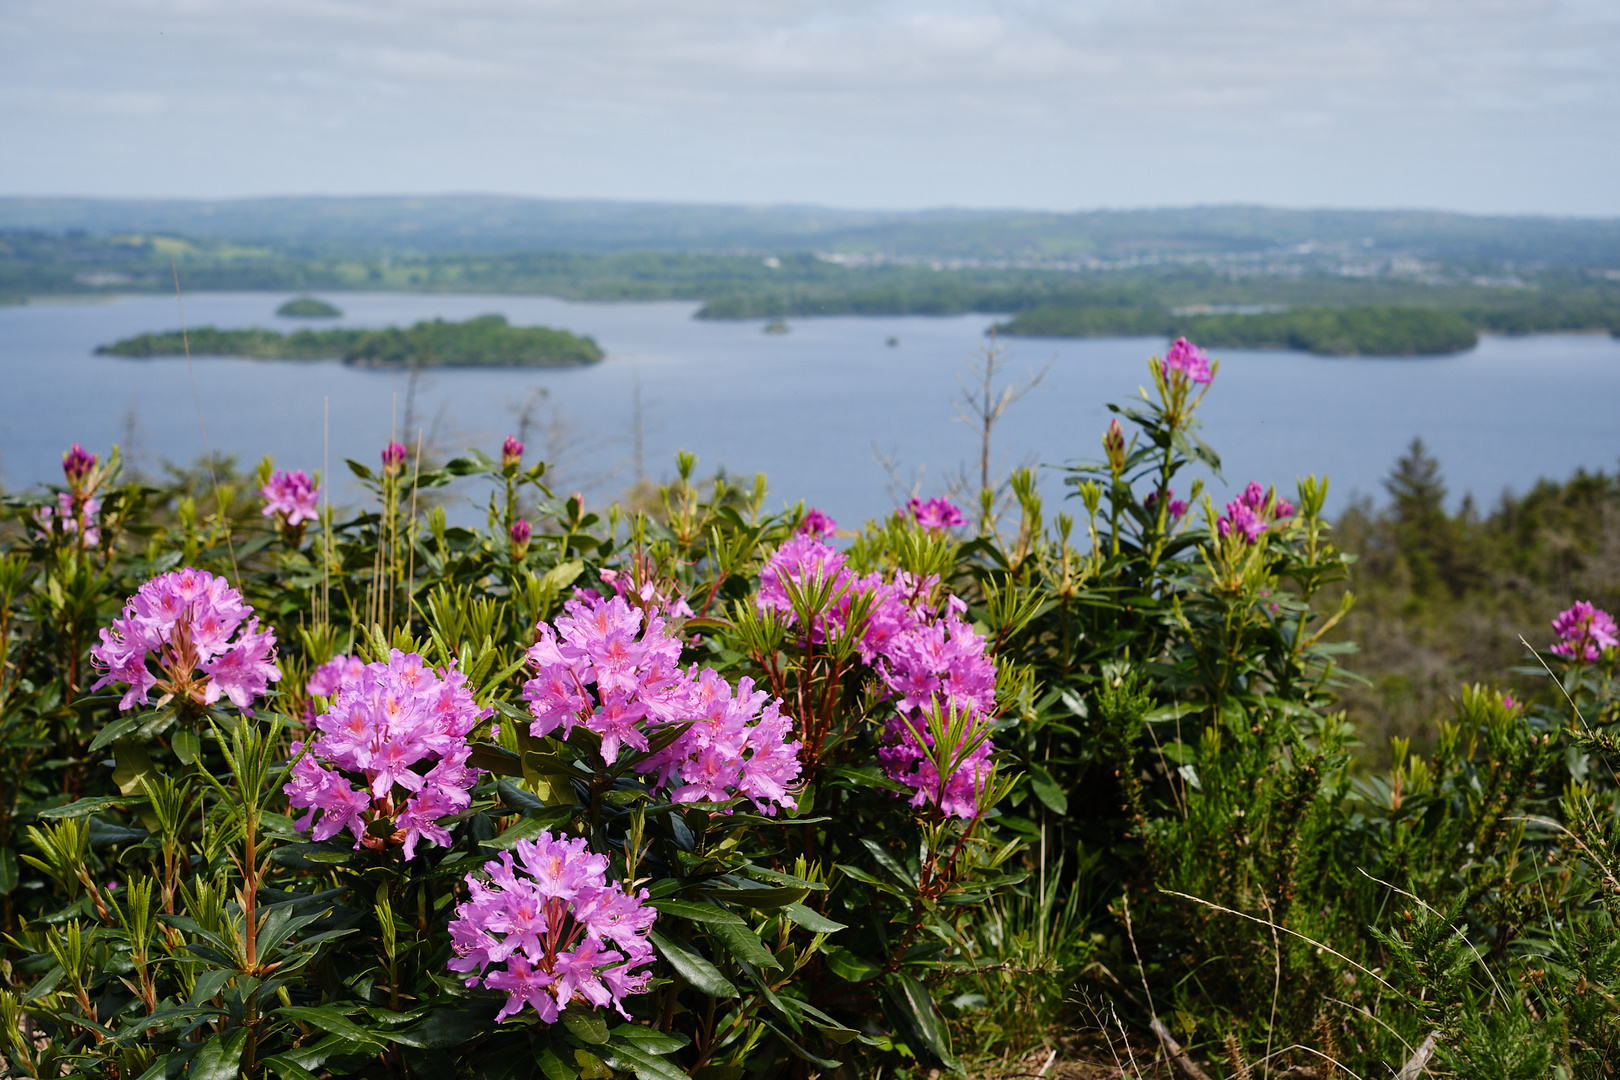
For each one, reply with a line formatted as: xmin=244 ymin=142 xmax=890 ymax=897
xmin=276 ymin=296 xmax=343 ymax=318
xmin=996 ymin=304 xmax=1479 ymax=356
xmin=96 ymin=314 xmax=604 ymax=368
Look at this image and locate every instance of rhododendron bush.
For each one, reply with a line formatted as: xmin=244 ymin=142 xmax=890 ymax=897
xmin=3 ymin=341 xmax=1619 ymax=1079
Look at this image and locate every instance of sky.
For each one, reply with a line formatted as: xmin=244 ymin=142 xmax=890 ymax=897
xmin=3 ymin=1 xmax=1619 ymax=215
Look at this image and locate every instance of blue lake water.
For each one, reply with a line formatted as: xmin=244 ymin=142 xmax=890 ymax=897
xmin=2 ymin=291 xmax=1618 ymax=527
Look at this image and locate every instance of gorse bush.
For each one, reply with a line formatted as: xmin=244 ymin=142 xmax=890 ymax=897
xmin=1 ymin=338 xmax=1619 ymax=1080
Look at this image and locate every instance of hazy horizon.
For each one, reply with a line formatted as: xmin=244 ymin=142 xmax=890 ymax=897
xmin=4 ymin=2 xmax=1618 ymax=217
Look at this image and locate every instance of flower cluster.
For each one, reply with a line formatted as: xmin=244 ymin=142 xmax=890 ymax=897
xmin=1551 ymin=602 xmax=1618 ymax=663
xmin=908 ymin=497 xmax=966 ymax=530
xmin=447 ymin=832 xmax=656 ymax=1023
xmin=90 ymin=568 xmax=280 ymax=713
xmin=1217 ymin=481 xmax=1295 ymax=544
xmin=1163 ymin=337 xmax=1214 ymax=385
xmin=285 ymin=650 xmax=488 ymax=858
xmin=34 ymin=492 xmax=101 ymax=547
xmin=306 ymin=654 xmax=365 ymax=698
xmin=1144 ymin=488 xmax=1188 ymax=523
xmin=798 ymin=507 xmax=838 ymax=538
xmin=756 ymin=537 xmax=999 ymax=818
xmin=260 ymin=470 xmax=320 ymax=527
xmin=522 ymin=591 xmax=801 ymax=813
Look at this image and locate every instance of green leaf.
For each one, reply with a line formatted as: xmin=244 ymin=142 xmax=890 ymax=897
xmin=1028 ymin=764 xmax=1068 ymax=815
xmin=603 ymin=1039 xmax=690 ymax=1080
xmin=36 ymin=795 xmax=149 ymax=820
xmin=649 ymin=930 xmax=737 ymax=998
xmin=189 ymin=969 xmax=233 ymax=1005
xmin=277 ymin=1005 xmax=386 ymax=1048
xmin=858 ymin=838 xmax=917 ymax=888
xmin=0 ymin=848 xmax=17 ymax=893
xmin=649 ymin=898 xmax=745 ymax=925
xmin=560 ymin=1008 xmax=609 ymax=1045
xmin=708 ymin=920 xmax=781 ymax=971
xmin=780 ymin=903 xmax=846 ymax=933
xmin=607 ymin=1026 xmax=689 ymax=1054
xmin=172 ymin=728 xmax=202 ymax=766
xmin=87 ymin=712 xmax=144 ymax=753
xmin=822 ymin=947 xmax=881 ymax=983
xmin=268 ymin=844 xmax=352 ymax=870
xmin=481 ymin=808 xmax=577 ymax=850
xmin=111 ymin=739 xmax=158 ymax=797
xmin=190 ymin=1027 xmax=250 ymax=1080
xmin=536 ymin=1044 xmax=579 ymax=1080
xmin=390 ymin=1006 xmax=498 ymax=1050
xmin=264 ymin=1057 xmax=321 ymax=1080
xmin=881 ymin=973 xmax=959 ymax=1072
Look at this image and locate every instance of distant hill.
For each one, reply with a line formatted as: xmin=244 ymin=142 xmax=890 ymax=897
xmin=3 ymin=196 xmax=1620 ymax=267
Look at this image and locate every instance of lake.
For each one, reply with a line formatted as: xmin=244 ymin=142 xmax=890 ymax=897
xmin=3 ymin=291 xmax=1618 ymax=528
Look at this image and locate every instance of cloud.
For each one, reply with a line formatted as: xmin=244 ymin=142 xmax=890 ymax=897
xmin=1 ymin=0 xmax=1618 ymax=211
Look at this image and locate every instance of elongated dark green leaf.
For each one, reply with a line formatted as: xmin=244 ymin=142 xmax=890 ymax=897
xmin=389 ymin=1006 xmax=497 ymax=1049
xmin=189 ymin=969 xmax=233 ymax=1005
xmin=759 ymin=1020 xmax=842 ymax=1071
xmin=88 ymin=712 xmax=145 ymax=753
xmin=277 ymin=1005 xmax=385 ymax=1048
xmin=602 ymin=1039 xmax=691 ymax=1080
xmin=560 ymin=1008 xmax=609 ymax=1045
xmin=858 ymin=839 xmax=916 ymax=888
xmin=822 ymin=947 xmax=881 ymax=983
xmin=607 ymin=1026 xmax=689 ymax=1054
xmin=1027 ymin=764 xmax=1068 ymax=815
xmin=536 ymin=1044 xmax=579 ymax=1080
xmin=881 ymin=973 xmax=959 ymax=1072
xmin=264 ymin=1056 xmax=321 ymax=1080
xmin=190 ymin=1027 xmax=250 ymax=1080
xmin=708 ymin=920 xmax=781 ymax=971
xmin=780 ymin=903 xmax=846 ymax=933
xmin=700 ymin=883 xmax=809 ymax=911
xmin=36 ymin=795 xmax=149 ymax=820
xmin=172 ymin=728 xmax=202 ymax=765
xmin=649 ymin=898 xmax=744 ymax=925
xmin=0 ymin=848 xmax=16 ymax=893
xmin=649 ymin=930 xmax=736 ymax=998
xmin=481 ymin=808 xmax=576 ymax=850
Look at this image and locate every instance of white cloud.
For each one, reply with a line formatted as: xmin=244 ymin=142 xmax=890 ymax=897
xmin=0 ymin=0 xmax=1617 ymax=211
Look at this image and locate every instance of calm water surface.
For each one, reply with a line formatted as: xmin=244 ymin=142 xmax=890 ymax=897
xmin=3 ymin=292 xmax=1618 ymax=526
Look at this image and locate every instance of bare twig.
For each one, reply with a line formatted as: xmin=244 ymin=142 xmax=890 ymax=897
xmin=1150 ymin=1018 xmax=1213 ymax=1080
xmin=1393 ymin=1032 xmax=1438 ymax=1080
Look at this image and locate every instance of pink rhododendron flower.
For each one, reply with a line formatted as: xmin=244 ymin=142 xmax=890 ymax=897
xmin=1217 ymin=481 xmax=1294 ymax=545
xmin=756 ymin=535 xmax=998 ymax=819
xmin=798 ymin=507 xmax=838 ymax=538
xmin=1144 ymin=488 xmax=1187 ymax=523
xmin=284 ymin=650 xmax=489 ymax=858
xmin=908 ymin=497 xmax=966 ymax=530
xmin=502 ymin=435 xmax=524 ymax=467
xmin=1163 ymin=337 xmax=1214 ymax=385
xmin=89 ymin=568 xmax=280 ymax=713
xmin=447 ymin=832 xmax=656 ymax=1023
xmin=1551 ymin=602 xmax=1618 ymax=663
xmin=34 ymin=492 xmax=101 ymax=547
xmin=260 ymin=470 xmax=320 ymax=527
xmin=522 ymin=591 xmax=801 ymax=813
xmin=306 ymin=654 xmax=365 ymax=698
xmin=597 ymin=569 xmax=695 ymax=621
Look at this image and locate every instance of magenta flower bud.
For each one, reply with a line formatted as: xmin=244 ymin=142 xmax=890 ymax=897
xmin=509 ymin=518 xmax=531 ymax=559
xmin=381 ymin=440 xmax=407 ymax=477
xmin=1103 ymin=418 xmax=1126 ymax=475
xmin=502 ymin=435 xmax=524 ymax=468
xmin=62 ymin=443 xmax=97 ymax=485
